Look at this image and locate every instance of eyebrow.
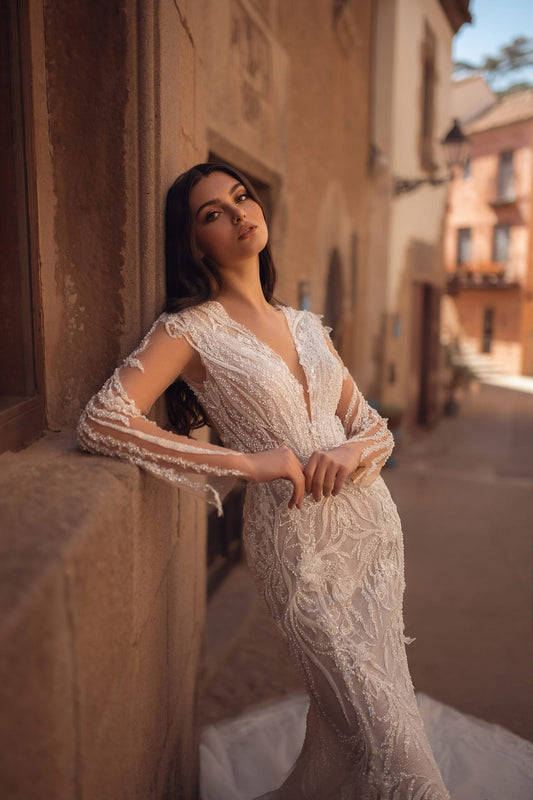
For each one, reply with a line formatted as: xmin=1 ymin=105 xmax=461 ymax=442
xmin=195 ymin=182 xmax=244 ymax=217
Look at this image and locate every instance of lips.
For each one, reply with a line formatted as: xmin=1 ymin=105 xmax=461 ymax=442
xmin=238 ymin=224 xmax=257 ymax=240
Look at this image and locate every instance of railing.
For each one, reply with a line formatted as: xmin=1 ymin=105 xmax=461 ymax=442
xmin=490 ymin=191 xmax=517 ymax=207
xmin=447 ymin=260 xmax=525 ymax=289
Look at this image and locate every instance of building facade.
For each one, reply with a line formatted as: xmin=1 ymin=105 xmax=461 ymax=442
xmin=366 ymin=0 xmax=471 ymax=430
xmin=443 ymin=82 xmax=533 ymax=376
xmin=0 ymin=0 xmax=473 ymax=796
xmin=0 ymin=1 xmax=374 ymax=798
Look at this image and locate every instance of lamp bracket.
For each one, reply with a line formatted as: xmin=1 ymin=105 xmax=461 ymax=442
xmin=393 ymin=173 xmax=452 ymax=196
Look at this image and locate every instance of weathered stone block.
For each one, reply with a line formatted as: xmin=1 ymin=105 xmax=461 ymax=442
xmin=64 ymin=460 xmax=137 ymax=765
xmin=133 ymin=471 xmax=179 ymax=640
xmin=129 ymin=582 xmax=169 ymax=799
xmin=80 ymin=660 xmax=137 ymax=800
xmin=0 ymin=565 xmax=76 ymax=800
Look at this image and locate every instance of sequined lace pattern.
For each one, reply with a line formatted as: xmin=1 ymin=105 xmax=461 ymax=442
xmin=78 ymin=302 xmax=450 ymax=799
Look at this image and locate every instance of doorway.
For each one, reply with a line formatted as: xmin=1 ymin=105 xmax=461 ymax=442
xmin=482 ymin=307 xmax=494 ymax=354
xmin=411 ymin=283 xmax=441 ymax=427
xmin=324 ymin=249 xmax=344 ymax=350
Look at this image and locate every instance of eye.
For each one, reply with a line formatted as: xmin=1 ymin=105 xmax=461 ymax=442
xmin=236 ymin=192 xmax=249 ymax=202
xmin=205 ymin=210 xmax=220 ymax=223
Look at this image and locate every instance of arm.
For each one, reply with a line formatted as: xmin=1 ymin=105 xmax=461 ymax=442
xmin=78 ymin=316 xmax=305 ymax=513
xmin=303 ymin=330 xmax=394 ymax=499
xmin=336 ymin=369 xmax=394 ymax=487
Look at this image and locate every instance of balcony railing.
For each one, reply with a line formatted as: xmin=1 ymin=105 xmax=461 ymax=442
xmin=490 ymin=191 xmax=517 ymax=208
xmin=447 ymin=260 xmax=523 ymax=291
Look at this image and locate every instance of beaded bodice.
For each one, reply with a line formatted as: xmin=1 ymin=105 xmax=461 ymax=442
xmin=164 ymin=302 xmax=347 ymax=461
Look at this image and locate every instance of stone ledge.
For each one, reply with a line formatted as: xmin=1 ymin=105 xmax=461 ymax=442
xmin=0 ymin=431 xmax=205 ymax=800
xmin=0 ymin=432 xmax=139 ymax=627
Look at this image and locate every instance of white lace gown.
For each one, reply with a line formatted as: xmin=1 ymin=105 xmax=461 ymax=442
xmin=78 ymin=301 xmax=450 ymax=800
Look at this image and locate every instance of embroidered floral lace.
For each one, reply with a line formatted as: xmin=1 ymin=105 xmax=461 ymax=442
xmin=78 ymin=301 xmax=450 ymax=799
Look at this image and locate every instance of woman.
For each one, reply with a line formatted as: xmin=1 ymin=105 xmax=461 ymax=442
xmin=78 ymin=162 xmax=450 ymax=799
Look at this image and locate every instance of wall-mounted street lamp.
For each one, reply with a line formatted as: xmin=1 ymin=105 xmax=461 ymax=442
xmin=393 ymin=119 xmax=470 ymax=196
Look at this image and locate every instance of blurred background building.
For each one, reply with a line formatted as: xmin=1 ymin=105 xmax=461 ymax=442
xmin=367 ymin=0 xmax=470 ymax=433
xmin=443 ymin=77 xmax=533 ymax=376
xmin=0 ymin=1 xmax=471 ymax=798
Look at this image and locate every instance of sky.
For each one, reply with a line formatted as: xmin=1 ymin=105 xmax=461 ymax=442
xmin=453 ymin=0 xmax=533 ymax=90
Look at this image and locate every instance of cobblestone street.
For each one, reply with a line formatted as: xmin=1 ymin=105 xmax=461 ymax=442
xmin=199 ymin=382 xmax=533 ymax=742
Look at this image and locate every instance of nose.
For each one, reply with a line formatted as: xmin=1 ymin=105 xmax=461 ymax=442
xmin=232 ymin=205 xmax=245 ymax=224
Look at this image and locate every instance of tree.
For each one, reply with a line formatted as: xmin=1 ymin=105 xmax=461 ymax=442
xmin=454 ymin=36 xmax=533 ymax=95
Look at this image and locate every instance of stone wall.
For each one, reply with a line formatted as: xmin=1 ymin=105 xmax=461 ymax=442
xmin=0 ymin=434 xmax=205 ymax=799
xmin=1 ymin=0 xmax=374 ymax=797
xmin=2 ymin=1 xmax=206 ymax=797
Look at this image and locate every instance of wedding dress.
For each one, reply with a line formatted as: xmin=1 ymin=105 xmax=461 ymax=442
xmin=78 ymin=300 xmax=450 ymax=800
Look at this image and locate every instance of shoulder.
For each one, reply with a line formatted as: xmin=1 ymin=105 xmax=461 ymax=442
xmin=159 ymin=303 xmax=214 ymax=340
xmin=283 ymin=306 xmax=331 ymax=335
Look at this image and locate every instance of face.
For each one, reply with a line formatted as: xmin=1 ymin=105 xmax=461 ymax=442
xmin=189 ymin=171 xmax=268 ymax=269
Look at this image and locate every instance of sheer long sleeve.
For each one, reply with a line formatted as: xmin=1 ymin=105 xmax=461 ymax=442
xmin=338 ymin=369 xmax=394 ymax=487
xmin=77 ymin=315 xmax=248 ymax=515
xmin=317 ymin=318 xmax=394 ymax=488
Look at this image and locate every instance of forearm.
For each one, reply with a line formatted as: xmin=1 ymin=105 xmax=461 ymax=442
xmin=79 ymin=411 xmax=249 ymax=473
xmin=77 ymin=369 xmax=250 ymax=513
xmin=340 ymin=382 xmax=394 ymax=487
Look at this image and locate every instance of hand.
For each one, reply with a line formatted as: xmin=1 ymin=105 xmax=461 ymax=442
xmin=304 ymin=442 xmax=363 ymax=501
xmin=244 ymin=446 xmax=305 ymax=510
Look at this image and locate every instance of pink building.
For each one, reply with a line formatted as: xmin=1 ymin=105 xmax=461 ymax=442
xmin=444 ymin=83 xmax=533 ymax=375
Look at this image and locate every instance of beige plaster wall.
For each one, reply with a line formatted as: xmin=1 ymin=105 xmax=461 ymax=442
xmin=276 ymin=1 xmax=372 ymax=375
xmin=452 ymin=75 xmax=496 ymax=125
xmin=368 ymin=0 xmax=456 ymax=412
xmin=387 ymin=0 xmax=453 ymax=302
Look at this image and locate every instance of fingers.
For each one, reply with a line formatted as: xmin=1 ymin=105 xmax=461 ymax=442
xmin=304 ymin=454 xmax=329 ymax=502
xmin=289 ymin=462 xmax=305 ymax=509
xmin=288 ymin=472 xmax=305 ymax=510
xmin=303 ymin=451 xmax=352 ymax=501
xmin=281 ymin=447 xmax=304 ymax=510
xmin=306 ymin=455 xmax=326 ymax=501
xmin=331 ymin=464 xmax=350 ymax=496
xmin=303 ymin=452 xmax=317 ymax=497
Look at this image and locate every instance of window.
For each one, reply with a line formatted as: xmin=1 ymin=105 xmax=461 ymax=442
xmin=298 ymin=281 xmax=311 ymax=311
xmin=419 ymin=22 xmax=437 ymax=172
xmin=463 ymin=156 xmax=471 ymax=180
xmin=497 ymin=151 xmax=514 ymax=199
xmin=492 ymin=224 xmax=510 ymax=264
xmin=0 ymin=0 xmax=45 ymax=453
xmin=456 ymin=228 xmax=471 ymax=265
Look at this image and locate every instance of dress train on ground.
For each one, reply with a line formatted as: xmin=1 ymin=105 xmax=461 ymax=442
xmin=200 ymin=692 xmax=533 ymax=800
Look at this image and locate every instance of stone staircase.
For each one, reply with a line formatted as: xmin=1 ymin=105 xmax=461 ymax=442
xmin=452 ymin=342 xmax=533 ymax=394
xmin=452 ymin=341 xmax=510 ymax=379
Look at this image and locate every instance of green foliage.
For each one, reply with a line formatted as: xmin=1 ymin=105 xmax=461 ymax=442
xmin=454 ymin=35 xmax=533 ymax=91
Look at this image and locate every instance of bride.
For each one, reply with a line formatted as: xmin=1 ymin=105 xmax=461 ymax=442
xmin=78 ymin=162 xmax=450 ymax=799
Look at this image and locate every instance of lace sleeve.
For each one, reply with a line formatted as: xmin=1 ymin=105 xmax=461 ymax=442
xmin=314 ymin=317 xmax=394 ymax=488
xmin=339 ymin=370 xmax=394 ymax=487
xmin=77 ymin=314 xmax=248 ymax=515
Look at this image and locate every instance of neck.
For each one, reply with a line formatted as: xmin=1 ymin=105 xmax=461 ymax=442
xmin=216 ymin=259 xmax=271 ymax=312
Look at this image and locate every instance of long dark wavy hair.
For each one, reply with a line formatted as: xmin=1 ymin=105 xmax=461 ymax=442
xmin=164 ymin=162 xmax=277 ymax=435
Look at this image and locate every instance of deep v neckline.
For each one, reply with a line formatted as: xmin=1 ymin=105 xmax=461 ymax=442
xmin=207 ymin=300 xmax=313 ymax=424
